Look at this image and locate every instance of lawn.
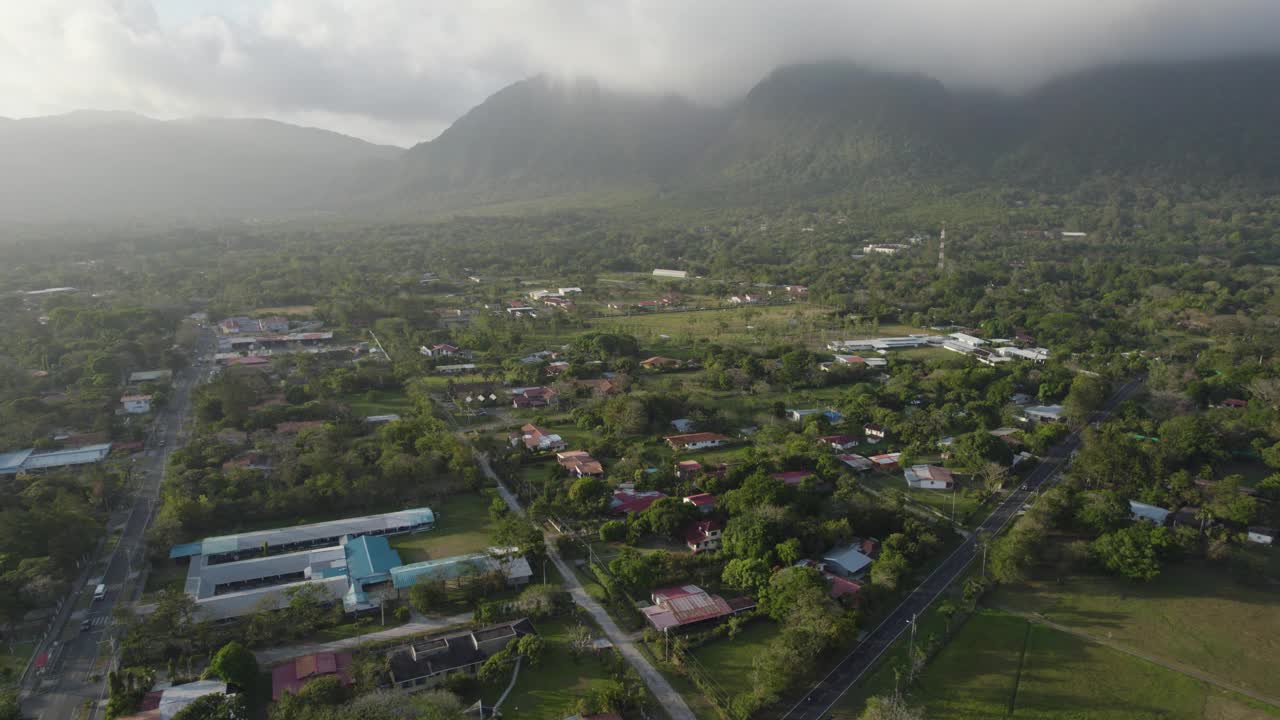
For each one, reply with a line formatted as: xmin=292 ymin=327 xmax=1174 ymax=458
xmin=858 ymin=470 xmax=986 ymax=525
xmin=336 ymin=389 xmax=413 ymax=417
xmin=991 ymin=562 xmax=1280 ymax=699
xmin=390 ymin=493 xmax=496 ymax=564
xmin=693 ymin=619 xmax=780 ymax=698
xmin=142 ymin=559 xmax=189 ymax=600
xmin=471 ymin=616 xmax=617 ymax=719
xmin=835 ymin=610 xmax=1280 ymax=720
xmin=588 ymin=304 xmax=845 ymax=348
xmin=251 ymin=305 xmax=317 ymax=317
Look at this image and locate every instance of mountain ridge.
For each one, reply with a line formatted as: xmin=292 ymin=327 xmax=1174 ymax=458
xmin=4 ymin=55 xmax=1280 ymax=224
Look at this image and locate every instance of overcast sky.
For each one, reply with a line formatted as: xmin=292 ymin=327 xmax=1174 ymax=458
xmin=3 ymin=0 xmax=1279 ymax=147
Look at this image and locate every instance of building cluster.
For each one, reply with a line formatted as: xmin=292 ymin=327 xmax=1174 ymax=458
xmin=167 ymin=509 xmax=531 ymax=622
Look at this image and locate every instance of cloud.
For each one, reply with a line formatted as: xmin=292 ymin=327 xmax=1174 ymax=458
xmin=2 ymin=0 xmax=1279 ymax=145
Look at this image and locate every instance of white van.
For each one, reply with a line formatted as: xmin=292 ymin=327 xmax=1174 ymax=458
xmin=93 ymin=584 xmax=106 ymax=601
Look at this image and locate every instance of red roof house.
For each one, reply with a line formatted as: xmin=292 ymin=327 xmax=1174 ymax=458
xmin=610 ymin=489 xmax=666 ymax=515
xmin=685 ymin=519 xmax=723 ymax=553
xmin=818 ymin=434 xmax=860 ymax=451
xmin=271 ymin=652 xmax=354 ymax=700
xmin=682 ymin=493 xmax=716 ymax=512
xmin=772 ymin=470 xmax=816 ymax=487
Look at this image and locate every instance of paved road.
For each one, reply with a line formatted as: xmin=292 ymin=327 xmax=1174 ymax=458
xmin=475 ymin=453 xmax=697 ymax=720
xmin=22 ymin=326 xmax=216 ymax=720
xmin=782 ymin=377 xmax=1145 ymax=720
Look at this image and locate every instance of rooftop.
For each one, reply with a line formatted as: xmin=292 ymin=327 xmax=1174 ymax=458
xmin=169 ymin=507 xmax=435 ymax=559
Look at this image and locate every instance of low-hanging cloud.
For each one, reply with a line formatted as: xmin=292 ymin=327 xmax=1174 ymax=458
xmin=3 ymin=0 xmax=1279 ymax=146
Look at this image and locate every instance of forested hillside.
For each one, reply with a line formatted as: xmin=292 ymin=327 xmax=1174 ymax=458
xmin=5 ymin=56 xmax=1280 ymax=225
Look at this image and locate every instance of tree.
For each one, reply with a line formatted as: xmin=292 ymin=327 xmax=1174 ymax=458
xmin=936 ymin=599 xmax=960 ymax=634
xmin=1062 ymin=374 xmax=1109 ymax=423
xmin=295 ymin=674 xmax=349 ymax=707
xmin=203 ymin=641 xmax=258 ymax=691
xmin=860 ymin=694 xmax=927 ymax=720
xmin=950 ymin=432 xmax=1012 ymax=470
xmin=721 ymin=557 xmax=771 ymax=595
xmin=774 ymin=537 xmax=803 ymax=565
xmin=1091 ymin=524 xmax=1172 ymax=581
xmin=568 ymin=476 xmax=610 ymax=515
xmin=760 ymin=565 xmax=830 ymax=621
xmin=990 ymin=527 xmax=1040 ymax=584
xmin=170 ymin=693 xmax=245 ymax=720
xmin=516 ymin=633 xmax=545 ymax=666
xmin=0 ymin=691 xmax=24 ymax=720
xmin=599 ymin=520 xmax=626 ymax=542
xmin=410 ymin=578 xmax=448 ymax=614
xmin=1075 ymin=491 xmax=1129 ymax=534
xmin=638 ymin=497 xmax=695 ymax=540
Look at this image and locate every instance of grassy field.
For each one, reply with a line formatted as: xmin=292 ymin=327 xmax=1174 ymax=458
xmin=336 ymin=389 xmax=414 ymax=417
xmin=471 ymin=616 xmax=616 ymax=719
xmin=836 ymin=610 xmax=1280 ymax=720
xmin=693 ymin=619 xmax=780 ymax=698
xmin=991 ymin=562 xmax=1280 ymax=698
xmin=390 ymin=493 xmax=496 ymax=563
xmin=587 ymin=304 xmax=849 ymax=348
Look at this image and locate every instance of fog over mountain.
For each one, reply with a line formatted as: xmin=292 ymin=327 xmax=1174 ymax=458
xmin=4 ymin=1 xmax=1280 ymax=145
xmin=4 ymin=55 xmax=1280 ymax=223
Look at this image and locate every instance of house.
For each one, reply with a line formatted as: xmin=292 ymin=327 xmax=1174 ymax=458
xmin=784 ymin=285 xmax=809 ymax=296
xmin=797 ymin=560 xmax=862 ymax=600
xmin=788 ymin=408 xmax=844 ymax=423
xmin=772 ymin=470 xmax=815 ymax=487
xmin=685 ymin=520 xmax=723 ymax=553
xmin=864 ymin=424 xmax=887 ymax=442
xmin=420 ymin=343 xmax=461 ymax=358
xmin=989 ymin=427 xmax=1023 ymax=447
xmin=818 ymin=434 xmax=860 ymax=451
xmin=128 ymin=369 xmax=173 ymax=384
xmin=728 ymin=294 xmax=760 ymax=305
xmin=948 ymin=332 xmax=987 ymax=348
xmin=272 ymin=652 xmax=354 ymax=700
xmin=833 ymin=354 xmax=887 ymax=368
xmin=1218 ymin=398 xmax=1249 ymax=409
xmin=652 ymin=269 xmax=688 ymax=279
xmin=512 ymin=386 xmax=559 ymax=409
xmin=1246 ymin=527 xmax=1275 ymax=545
xmin=120 ymin=394 xmax=153 ymax=414
xmin=671 ymin=418 xmax=695 ymax=433
xmin=528 ymin=290 xmax=558 ymax=300
xmin=675 ymin=460 xmax=703 ymax=480
xmin=221 ymin=452 xmax=272 ymax=473
xmin=1010 ymin=393 xmax=1035 ymax=405
xmin=1023 ymin=405 xmax=1065 ymax=424
xmin=821 ymin=543 xmax=876 ymax=578
xmin=1129 ymin=500 xmax=1171 ymax=525
xmin=542 ymin=297 xmax=574 ymax=309
xmin=558 ymin=287 xmax=583 ymax=295
xmin=387 ymin=620 xmax=534 ymax=690
xmin=366 ymin=414 xmax=401 ymax=425
xmin=905 ymin=465 xmax=954 ymax=490
xmin=838 ymin=454 xmax=873 ymax=472
xmin=509 ymin=424 xmax=566 ymax=452
xmin=610 ymin=489 xmax=666 ymax=515
xmin=869 ymin=452 xmax=902 ymax=471
xmin=664 ymin=433 xmax=730 ymax=451
xmin=571 ymin=378 xmax=619 ymax=397
xmin=275 ymin=420 xmax=325 ymax=435
xmin=116 ymin=680 xmax=231 ymax=720
xmin=641 ymin=585 xmax=753 ymax=634
xmin=544 ymin=361 xmax=571 ymax=376
xmin=682 ymin=493 xmax=716 ymax=513
xmin=557 ymin=450 xmax=604 ymax=478
xmin=640 ymin=356 xmax=683 ymax=370
xmin=436 ymin=363 xmax=478 ymax=375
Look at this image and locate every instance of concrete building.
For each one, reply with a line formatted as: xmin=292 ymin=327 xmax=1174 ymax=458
xmin=652 ymin=269 xmax=688 ymax=279
xmin=387 ymin=620 xmax=534 ymax=690
xmin=0 ymin=443 xmax=113 ymax=476
xmin=904 ymin=465 xmax=955 ymax=490
xmin=121 ymin=394 xmax=153 ymax=414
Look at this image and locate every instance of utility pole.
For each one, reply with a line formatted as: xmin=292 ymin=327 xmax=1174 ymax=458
xmin=906 ymin=613 xmax=919 ymax=687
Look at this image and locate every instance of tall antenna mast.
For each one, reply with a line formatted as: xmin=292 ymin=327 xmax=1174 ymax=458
xmin=937 ymin=224 xmax=947 ymax=273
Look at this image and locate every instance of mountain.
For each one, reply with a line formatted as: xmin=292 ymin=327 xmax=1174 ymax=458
xmin=0 ymin=112 xmax=398 ymax=223
xmin=393 ymin=76 xmax=723 ymax=207
xmin=395 ymin=57 xmax=1280 ymax=204
xmin=4 ymin=56 xmax=1279 ymax=225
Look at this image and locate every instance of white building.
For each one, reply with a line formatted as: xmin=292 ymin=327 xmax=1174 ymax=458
xmin=558 ymin=287 xmax=583 ymax=295
xmin=905 ymin=465 xmax=955 ymax=490
xmin=1246 ymin=527 xmax=1275 ymax=545
xmin=995 ymin=346 xmax=1051 ymax=363
xmin=1129 ymin=500 xmax=1171 ymax=525
xmin=1023 ymin=405 xmax=1065 ymax=424
xmin=652 ymin=269 xmax=688 ymax=279
xmin=121 ymin=394 xmax=153 ymax=414
xmin=949 ymin=333 xmax=987 ymax=348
